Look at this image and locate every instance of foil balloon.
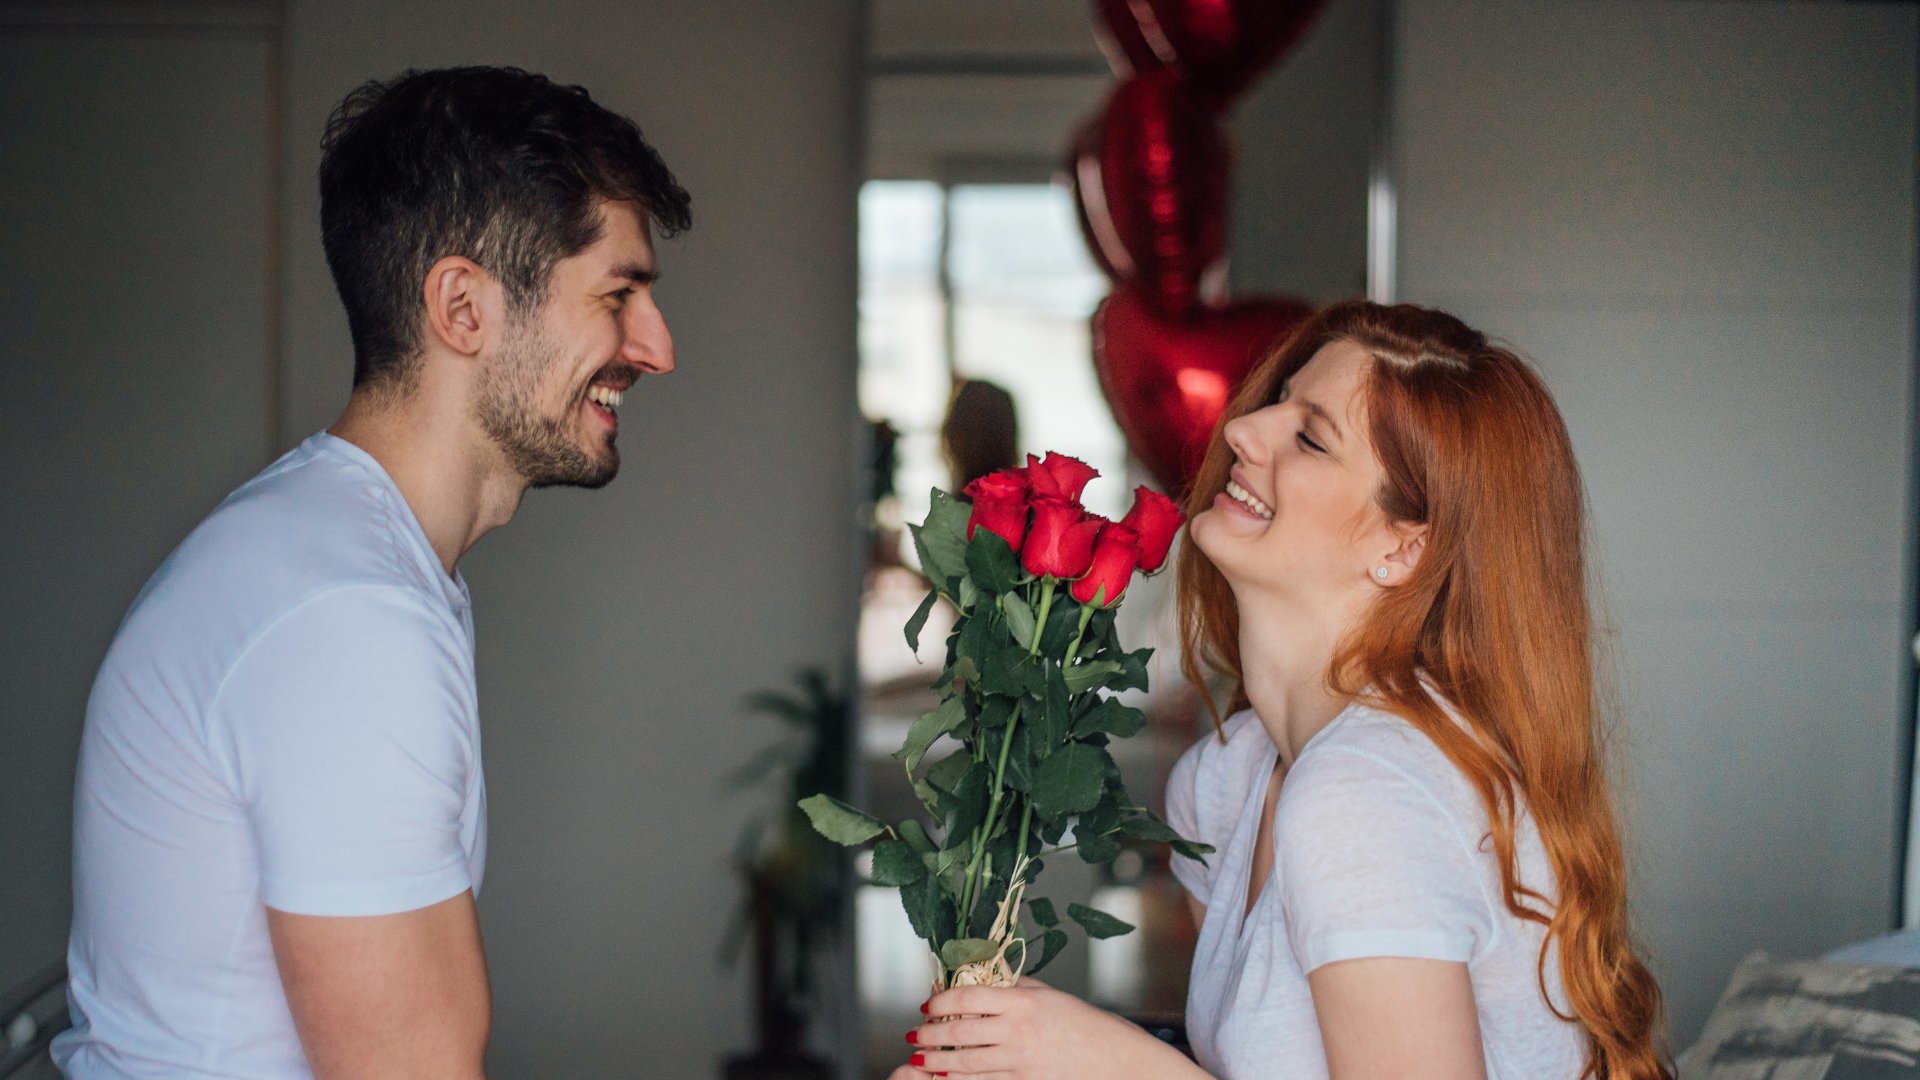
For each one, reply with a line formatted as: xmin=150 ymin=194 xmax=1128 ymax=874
xmin=1092 ymin=0 xmax=1331 ymax=109
xmin=1083 ymin=71 xmax=1229 ymax=318
xmin=1093 ymin=285 xmax=1313 ymax=496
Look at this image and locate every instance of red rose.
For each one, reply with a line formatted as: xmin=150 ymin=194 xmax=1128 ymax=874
xmin=963 ymin=468 xmax=1030 ymax=552
xmin=1024 ymin=452 xmax=1099 ymax=504
xmin=1021 ymin=498 xmax=1102 ymax=579
xmin=1119 ymin=485 xmax=1184 ymax=573
xmin=1071 ymin=523 xmax=1142 ymax=606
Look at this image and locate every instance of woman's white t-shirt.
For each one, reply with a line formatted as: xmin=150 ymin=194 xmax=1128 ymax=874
xmin=1165 ymin=704 xmax=1587 ymax=1079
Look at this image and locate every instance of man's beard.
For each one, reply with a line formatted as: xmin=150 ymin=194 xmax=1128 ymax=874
xmin=473 ymin=319 xmax=619 ymax=490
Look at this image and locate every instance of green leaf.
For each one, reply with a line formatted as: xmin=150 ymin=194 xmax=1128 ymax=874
xmin=1113 ymin=647 xmax=1153 ymax=693
xmin=1002 ymin=728 xmax=1035 ymax=792
xmin=1068 ymin=902 xmax=1135 ymax=940
xmin=904 ymin=589 xmax=938 ymax=653
xmin=1074 ymin=698 xmax=1147 ymax=739
xmin=912 ymin=778 xmax=942 ymax=815
xmin=1118 ymin=815 xmax=1180 ymax=843
xmin=1039 ymin=593 xmax=1082 ymax=654
xmin=1036 ymin=661 xmax=1071 ymax=753
xmin=1002 ymin=593 xmax=1037 ymax=650
xmin=899 ymin=818 xmax=936 ymax=855
xmin=977 ymin=695 xmax=1016 ymax=732
xmin=925 ymin=748 xmax=973 ymax=795
xmin=1030 ymin=743 xmax=1106 ymax=818
xmin=959 ymin=574 xmax=981 ymax=611
xmin=981 ymin=647 xmax=1033 ymax=698
xmin=944 ymin=764 xmax=993 ymax=841
xmin=1079 ymin=791 xmax=1123 ymax=839
xmin=797 ymin=794 xmax=887 ymax=846
xmin=901 ymin=873 xmax=956 ymax=946
xmin=966 ymin=529 xmax=1023 ymax=594
xmin=871 ymin=838 xmax=927 ymax=886
xmin=1170 ymin=836 xmax=1216 ymax=863
xmin=940 ymin=937 xmax=1000 ymax=969
xmin=895 ymin=695 xmax=966 ymax=772
xmin=956 ymin=607 xmax=1005 ymax=669
xmin=1027 ymin=897 xmax=1059 ymax=928
xmin=1075 ymin=829 xmax=1122 ymax=864
xmin=1062 ymin=660 xmax=1123 ymax=694
xmin=911 ymin=489 xmax=973 ymax=592
xmin=1024 ymin=928 xmax=1070 ymax=976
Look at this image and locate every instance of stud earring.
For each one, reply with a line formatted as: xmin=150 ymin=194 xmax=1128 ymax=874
xmin=1374 ymin=566 xmax=1390 ymax=580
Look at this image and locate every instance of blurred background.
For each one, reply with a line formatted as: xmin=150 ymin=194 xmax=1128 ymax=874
xmin=1 ymin=1 xmax=1915 ymax=1077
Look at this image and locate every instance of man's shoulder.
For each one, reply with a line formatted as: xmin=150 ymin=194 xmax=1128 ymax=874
xmin=116 ymin=437 xmax=451 ymax=665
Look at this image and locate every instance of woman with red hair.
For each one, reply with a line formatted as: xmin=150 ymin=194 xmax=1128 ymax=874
xmin=894 ymin=300 xmax=1670 ymax=1079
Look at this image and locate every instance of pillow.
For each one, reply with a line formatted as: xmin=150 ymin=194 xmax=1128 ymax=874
xmin=1678 ymin=953 xmax=1920 ymax=1079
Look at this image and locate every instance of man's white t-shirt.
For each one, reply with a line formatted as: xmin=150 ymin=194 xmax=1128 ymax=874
xmin=54 ymin=432 xmax=487 ymax=1079
xmin=1166 ymin=704 xmax=1586 ymax=1080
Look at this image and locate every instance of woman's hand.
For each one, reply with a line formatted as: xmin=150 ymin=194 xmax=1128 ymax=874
xmin=897 ymin=982 xmax=1205 ymax=1079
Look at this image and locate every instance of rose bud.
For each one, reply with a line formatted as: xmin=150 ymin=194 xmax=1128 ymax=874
xmin=963 ymin=469 xmax=1030 ymax=552
xmin=1071 ymin=523 xmax=1142 ymax=607
xmin=1024 ymin=452 xmax=1099 ymax=504
xmin=1119 ymin=485 xmax=1185 ymax=573
xmin=1021 ymin=497 xmax=1103 ymax=579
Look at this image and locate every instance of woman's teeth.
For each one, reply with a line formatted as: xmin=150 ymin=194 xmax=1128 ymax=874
xmin=588 ymin=385 xmax=623 ymax=411
xmin=1224 ymin=479 xmax=1274 ymax=520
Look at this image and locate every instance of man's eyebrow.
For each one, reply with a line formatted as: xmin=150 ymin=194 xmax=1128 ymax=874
xmin=607 ymin=262 xmax=657 ymax=285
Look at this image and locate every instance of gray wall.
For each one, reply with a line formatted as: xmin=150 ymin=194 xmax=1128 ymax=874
xmin=1389 ymin=0 xmax=1918 ymax=1044
xmin=3 ymin=1 xmax=864 ymax=1075
xmin=0 ymin=2 xmax=281 ymax=990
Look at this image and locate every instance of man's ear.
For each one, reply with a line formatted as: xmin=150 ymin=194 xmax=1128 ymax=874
xmin=422 ymin=256 xmax=491 ymax=358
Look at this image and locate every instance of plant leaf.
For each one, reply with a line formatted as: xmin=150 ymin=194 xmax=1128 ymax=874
xmin=1117 ymin=815 xmax=1180 ymax=843
xmin=981 ymin=647 xmax=1033 ymax=698
xmin=1030 ymin=743 xmax=1106 ymax=818
xmin=1074 ymin=698 xmax=1147 ymax=739
xmin=925 ymin=748 xmax=973 ymax=795
xmin=899 ymin=818 xmax=936 ymax=856
xmin=966 ymin=529 xmax=1023 ymax=594
xmin=1036 ymin=661 xmax=1071 ymax=753
xmin=1076 ymin=829 xmax=1122 ymax=864
xmin=901 ymin=873 xmax=956 ymax=946
xmin=904 ymin=589 xmax=938 ymax=653
xmin=1170 ymin=836 xmax=1216 ymax=863
xmin=1002 ymin=593 xmax=1037 ymax=650
xmin=940 ymin=937 xmax=1000 ymax=969
xmin=911 ymin=488 xmax=972 ymax=594
xmin=912 ymin=777 xmax=942 ymax=816
xmin=1024 ymin=928 xmax=1070 ymax=976
xmin=1113 ymin=647 xmax=1152 ymax=693
xmin=944 ymin=763 xmax=993 ymax=841
xmin=797 ymin=794 xmax=887 ymax=846
xmin=895 ymin=695 xmax=966 ymax=772
xmin=1062 ymin=660 xmax=1123 ymax=694
xmin=1068 ymin=902 xmax=1135 ymax=940
xmin=1027 ymin=897 xmax=1059 ymax=928
xmin=871 ymin=838 xmax=928 ymax=886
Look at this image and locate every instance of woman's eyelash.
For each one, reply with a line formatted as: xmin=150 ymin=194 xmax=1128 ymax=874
xmin=1297 ymin=431 xmax=1325 ymax=453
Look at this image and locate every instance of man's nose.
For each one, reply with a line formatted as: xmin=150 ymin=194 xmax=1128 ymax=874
xmin=623 ymin=303 xmax=675 ymax=375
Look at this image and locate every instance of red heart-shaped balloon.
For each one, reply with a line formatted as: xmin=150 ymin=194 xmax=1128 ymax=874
xmin=1092 ymin=0 xmax=1330 ymax=109
xmin=1074 ymin=71 xmax=1229 ymax=318
xmin=1093 ymin=284 xmax=1313 ymax=495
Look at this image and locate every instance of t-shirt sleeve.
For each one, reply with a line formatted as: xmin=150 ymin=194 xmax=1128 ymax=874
xmin=1274 ymin=745 xmax=1494 ymax=973
xmin=211 ymin=585 xmax=477 ymax=917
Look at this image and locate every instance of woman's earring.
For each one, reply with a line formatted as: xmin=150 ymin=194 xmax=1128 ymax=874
xmin=1374 ymin=566 xmax=1390 ymax=580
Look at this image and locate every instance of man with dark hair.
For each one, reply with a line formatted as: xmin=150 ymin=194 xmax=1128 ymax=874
xmin=56 ymin=67 xmax=688 ymax=1078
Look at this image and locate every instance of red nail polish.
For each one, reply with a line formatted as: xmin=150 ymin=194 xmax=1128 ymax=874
xmin=919 ymin=999 xmax=929 ymax=1015
xmin=904 ymin=1029 xmax=919 ymax=1044
xmin=909 ymin=1052 xmax=926 ymax=1067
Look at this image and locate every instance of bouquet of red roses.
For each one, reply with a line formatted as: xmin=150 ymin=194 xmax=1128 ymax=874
xmin=802 ymin=453 xmax=1211 ymax=990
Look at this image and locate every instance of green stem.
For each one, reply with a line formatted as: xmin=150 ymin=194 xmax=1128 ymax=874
xmin=954 ymin=577 xmax=1056 ymax=939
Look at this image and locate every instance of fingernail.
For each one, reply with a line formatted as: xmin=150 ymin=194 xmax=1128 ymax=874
xmin=909 ymin=1052 xmax=926 ymax=1067
xmin=904 ymin=1029 xmax=919 ymax=1044
xmin=919 ymin=999 xmax=930 ymax=1015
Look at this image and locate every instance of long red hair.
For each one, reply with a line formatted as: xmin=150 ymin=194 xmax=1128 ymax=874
xmin=1177 ymin=299 xmax=1669 ymax=1079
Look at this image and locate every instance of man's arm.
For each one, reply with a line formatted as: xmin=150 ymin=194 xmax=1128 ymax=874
xmin=268 ymin=890 xmax=490 ymax=1080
